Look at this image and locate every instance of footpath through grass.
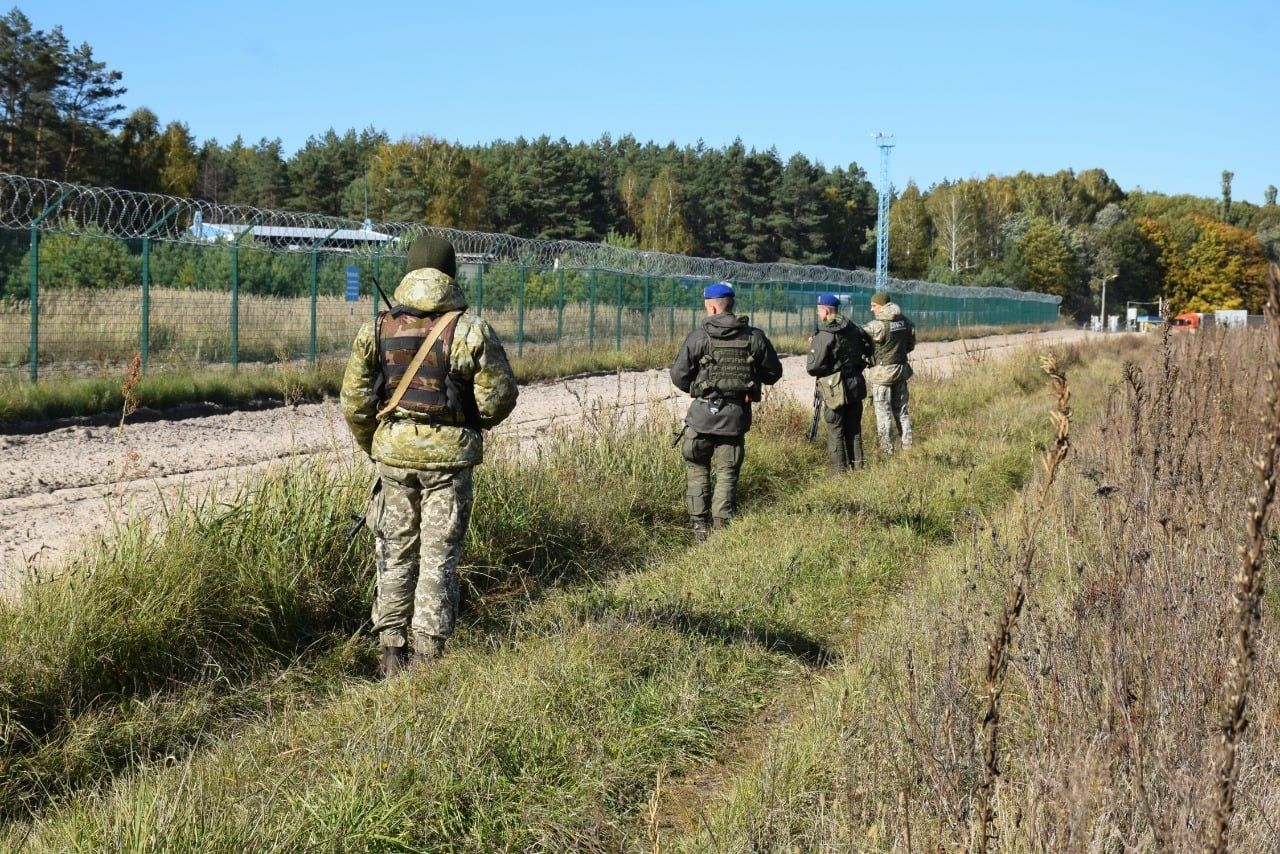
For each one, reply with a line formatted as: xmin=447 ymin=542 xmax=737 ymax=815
xmin=0 ymin=323 xmax=1060 ymax=426
xmin=0 ymin=334 xmax=1107 ymax=851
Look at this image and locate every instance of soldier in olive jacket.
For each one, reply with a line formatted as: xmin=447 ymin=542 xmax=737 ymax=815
xmin=863 ymin=291 xmax=916 ymax=455
xmin=341 ymin=235 xmax=518 ymax=677
xmin=670 ymin=282 xmax=783 ymax=541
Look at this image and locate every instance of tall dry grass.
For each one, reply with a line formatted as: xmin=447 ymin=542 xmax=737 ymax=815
xmin=669 ymin=325 xmax=1280 ymax=849
xmin=974 ymin=352 xmax=1072 ymax=851
xmin=1208 ymin=263 xmax=1280 ymax=852
xmin=0 ymin=289 xmax=728 ymax=372
xmin=3 ymin=287 xmax=1063 ymax=377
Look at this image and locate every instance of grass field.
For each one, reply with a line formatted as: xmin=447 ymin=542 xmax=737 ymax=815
xmin=2 ymin=285 xmax=1059 ymax=375
xmin=0 ymin=286 xmax=1062 ymax=425
xmin=0 ymin=327 xmax=1216 ymax=851
xmin=0 ymin=288 xmax=819 ymax=373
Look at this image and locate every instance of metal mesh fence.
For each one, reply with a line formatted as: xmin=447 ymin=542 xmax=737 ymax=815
xmin=0 ymin=172 xmax=1062 ymax=380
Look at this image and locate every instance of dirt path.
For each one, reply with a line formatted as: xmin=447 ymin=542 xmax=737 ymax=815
xmin=0 ymin=329 xmax=1095 ymax=588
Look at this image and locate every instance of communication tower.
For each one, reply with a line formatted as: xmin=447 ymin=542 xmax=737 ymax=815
xmin=874 ymin=133 xmax=895 ymax=289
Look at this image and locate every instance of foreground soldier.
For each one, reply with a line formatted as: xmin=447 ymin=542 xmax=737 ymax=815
xmin=341 ymin=236 xmax=518 ymax=678
xmin=864 ymin=291 xmax=916 ymax=455
xmin=806 ymin=293 xmax=873 ymax=472
xmin=671 ymin=282 xmax=783 ymax=541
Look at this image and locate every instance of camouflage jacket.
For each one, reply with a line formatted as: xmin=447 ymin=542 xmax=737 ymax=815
xmin=340 ymin=268 xmax=518 ymax=470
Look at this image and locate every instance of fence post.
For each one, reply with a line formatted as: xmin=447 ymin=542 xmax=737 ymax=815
xmin=371 ymin=242 xmax=383 ymax=319
xmin=588 ymin=268 xmax=597 ymax=350
xmin=643 ymin=275 xmax=651 ymax=343
xmin=668 ymin=278 xmax=676 ymax=340
xmin=27 ymin=189 xmax=75 ymax=383
xmin=308 ymin=227 xmax=341 ymax=367
xmin=517 ymin=265 xmax=526 ymax=357
xmin=556 ymin=266 xmax=565 ymax=345
xmin=27 ymin=227 xmax=38 ymax=384
xmin=475 ymin=262 xmax=484 ymax=316
xmin=614 ymin=272 xmax=623 ymax=352
xmin=139 ymin=205 xmax=181 ymax=374
xmin=231 ymin=216 xmax=263 ymax=371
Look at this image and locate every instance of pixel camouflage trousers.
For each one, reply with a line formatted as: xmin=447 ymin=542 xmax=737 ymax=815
xmin=681 ymin=432 xmax=744 ymax=521
xmin=370 ymin=463 xmax=473 ymax=650
xmin=871 ymin=379 xmax=912 ymax=454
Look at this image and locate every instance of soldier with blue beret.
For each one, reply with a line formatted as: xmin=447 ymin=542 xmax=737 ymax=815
xmin=670 ymin=282 xmax=783 ymax=541
xmin=806 ymin=293 xmax=873 ymax=472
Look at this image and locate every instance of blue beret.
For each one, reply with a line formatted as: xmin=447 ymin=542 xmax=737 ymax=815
xmin=703 ymin=282 xmax=735 ymax=299
xmin=817 ymin=293 xmax=840 ymax=307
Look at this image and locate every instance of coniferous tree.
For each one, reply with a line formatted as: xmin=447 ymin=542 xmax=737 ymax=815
xmin=0 ymin=9 xmax=124 ymax=179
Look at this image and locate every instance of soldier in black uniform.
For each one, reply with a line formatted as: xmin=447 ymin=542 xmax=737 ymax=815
xmin=806 ymin=293 xmax=873 ymax=472
xmin=670 ymin=282 xmax=783 ymax=541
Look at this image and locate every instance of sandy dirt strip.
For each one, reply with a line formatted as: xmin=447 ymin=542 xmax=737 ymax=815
xmin=0 ymin=329 xmax=1096 ymax=588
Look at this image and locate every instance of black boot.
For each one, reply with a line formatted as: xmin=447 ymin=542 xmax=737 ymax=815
xmin=851 ymin=435 xmax=865 ymax=470
xmin=378 ymin=645 xmax=408 ymax=679
xmin=690 ymin=516 xmax=709 ymax=543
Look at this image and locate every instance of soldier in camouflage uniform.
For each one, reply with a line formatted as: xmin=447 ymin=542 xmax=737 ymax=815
xmin=863 ymin=291 xmax=916 ymax=455
xmin=670 ymin=282 xmax=783 ymax=541
xmin=341 ymin=236 xmax=518 ymax=678
xmin=806 ymin=293 xmax=873 ymax=472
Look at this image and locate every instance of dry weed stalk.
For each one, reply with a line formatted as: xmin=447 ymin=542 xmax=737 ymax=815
xmin=973 ymin=352 xmax=1071 ymax=852
xmin=112 ymin=353 xmax=143 ymax=481
xmin=1207 ymin=263 xmax=1280 ymax=853
xmin=645 ymin=762 xmax=666 ymax=853
xmin=118 ymin=352 xmax=142 ymax=431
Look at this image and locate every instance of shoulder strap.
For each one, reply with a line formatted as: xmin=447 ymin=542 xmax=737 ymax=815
xmin=376 ymin=310 xmax=463 ymax=420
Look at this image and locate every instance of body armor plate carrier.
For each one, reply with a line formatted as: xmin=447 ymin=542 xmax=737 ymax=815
xmin=376 ymin=309 xmax=464 ymax=421
xmin=832 ymin=325 xmax=867 ymax=376
xmin=690 ymin=334 xmax=756 ymax=399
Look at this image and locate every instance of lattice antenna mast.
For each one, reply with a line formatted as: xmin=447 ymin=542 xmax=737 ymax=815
xmin=874 ymin=133 xmax=895 ymax=289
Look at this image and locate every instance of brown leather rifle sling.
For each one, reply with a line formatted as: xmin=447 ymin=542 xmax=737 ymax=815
xmin=376 ymin=310 xmax=463 ymax=420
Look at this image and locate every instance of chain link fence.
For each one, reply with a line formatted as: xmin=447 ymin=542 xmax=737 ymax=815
xmin=0 ymin=173 xmax=1062 ymax=380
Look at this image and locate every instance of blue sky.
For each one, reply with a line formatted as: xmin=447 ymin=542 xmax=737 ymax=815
xmin=26 ymin=0 xmax=1280 ymax=202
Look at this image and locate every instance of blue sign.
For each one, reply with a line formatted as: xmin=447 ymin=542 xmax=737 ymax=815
xmin=345 ymin=266 xmax=360 ymax=302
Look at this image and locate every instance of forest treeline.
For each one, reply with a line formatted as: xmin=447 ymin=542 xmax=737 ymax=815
xmin=2 ymin=6 xmax=1277 ymax=315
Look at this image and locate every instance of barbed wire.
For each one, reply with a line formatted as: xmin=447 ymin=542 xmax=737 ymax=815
xmin=0 ymin=171 xmax=1060 ymax=304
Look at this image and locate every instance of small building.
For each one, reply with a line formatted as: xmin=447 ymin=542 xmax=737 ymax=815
xmin=191 ymin=216 xmax=392 ymax=251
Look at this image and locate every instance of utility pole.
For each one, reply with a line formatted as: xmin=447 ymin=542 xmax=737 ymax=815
xmin=874 ymin=133 xmax=895 ymax=290
xmin=1101 ymin=272 xmax=1117 ymax=332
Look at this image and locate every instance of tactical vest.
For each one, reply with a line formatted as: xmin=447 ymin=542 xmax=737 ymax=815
xmin=873 ymin=316 xmax=916 ymax=367
xmin=830 ymin=323 xmax=866 ymax=376
xmin=690 ymin=333 xmax=755 ymax=399
xmin=376 ymin=309 xmax=463 ymax=420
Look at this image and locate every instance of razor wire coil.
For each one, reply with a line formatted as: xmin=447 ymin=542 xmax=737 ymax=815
xmin=0 ymin=171 xmax=1060 ymax=304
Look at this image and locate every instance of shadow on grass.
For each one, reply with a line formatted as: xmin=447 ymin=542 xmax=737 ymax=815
xmin=588 ymin=600 xmax=837 ymax=669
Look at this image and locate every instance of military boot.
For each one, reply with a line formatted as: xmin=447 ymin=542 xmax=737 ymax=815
xmin=712 ymin=516 xmax=728 ymax=531
xmin=378 ymin=645 xmax=408 ymax=679
xmin=690 ymin=516 xmax=710 ymax=543
xmin=850 ymin=435 xmax=865 ymax=470
xmin=412 ymin=636 xmax=445 ymax=668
